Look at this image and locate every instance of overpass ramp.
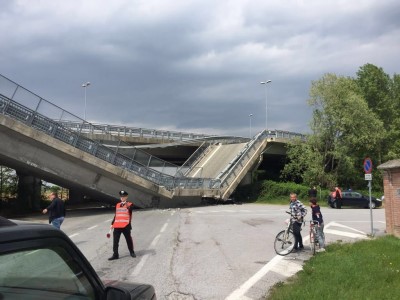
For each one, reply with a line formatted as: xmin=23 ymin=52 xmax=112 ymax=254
xmin=186 ymin=143 xmax=248 ymax=178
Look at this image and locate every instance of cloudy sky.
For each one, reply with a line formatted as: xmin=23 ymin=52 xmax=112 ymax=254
xmin=1 ymin=0 xmax=399 ymax=137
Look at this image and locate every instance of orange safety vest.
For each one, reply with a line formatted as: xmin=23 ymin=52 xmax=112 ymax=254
xmin=112 ymin=202 xmax=132 ymax=228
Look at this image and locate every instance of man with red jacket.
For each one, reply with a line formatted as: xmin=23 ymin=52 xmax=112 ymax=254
xmin=108 ymin=190 xmax=136 ymax=260
xmin=335 ymin=186 xmax=343 ymax=209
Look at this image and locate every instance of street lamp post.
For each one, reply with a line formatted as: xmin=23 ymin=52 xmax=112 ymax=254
xmin=249 ymin=114 xmax=253 ymax=138
xmin=260 ymin=80 xmax=272 ymax=130
xmin=82 ymin=82 xmax=91 ymax=120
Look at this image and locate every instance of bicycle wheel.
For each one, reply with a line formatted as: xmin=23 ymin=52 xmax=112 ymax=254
xmin=310 ymin=229 xmax=316 ymax=255
xmin=274 ymin=230 xmax=295 ymax=256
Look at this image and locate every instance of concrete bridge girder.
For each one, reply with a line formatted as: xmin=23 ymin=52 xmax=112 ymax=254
xmin=0 ymin=114 xmax=173 ymax=208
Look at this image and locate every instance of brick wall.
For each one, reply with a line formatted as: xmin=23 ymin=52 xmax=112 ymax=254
xmin=382 ymin=168 xmax=400 ymax=237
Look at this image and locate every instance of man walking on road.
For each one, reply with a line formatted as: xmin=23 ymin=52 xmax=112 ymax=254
xmin=108 ymin=190 xmax=136 ymax=260
xmin=289 ymin=193 xmax=307 ymax=251
xmin=42 ymin=192 xmax=66 ymax=230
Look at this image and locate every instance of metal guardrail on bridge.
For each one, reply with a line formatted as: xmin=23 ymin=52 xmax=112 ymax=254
xmin=0 ymin=74 xmax=220 ymax=190
xmin=59 ymin=121 xmax=213 ymax=142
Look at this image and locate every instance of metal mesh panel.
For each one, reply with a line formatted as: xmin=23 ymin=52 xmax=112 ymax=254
xmin=95 ymin=145 xmax=114 ymax=163
xmin=161 ymin=176 xmax=175 ymax=189
xmin=128 ymin=162 xmax=147 ymax=177
xmin=53 ymin=125 xmax=76 ymax=145
xmin=5 ymin=102 xmax=32 ymax=123
xmin=114 ymin=153 xmax=129 ymax=168
xmin=31 ymin=114 xmax=55 ymax=133
xmin=145 ymin=169 xmax=162 ymax=184
xmin=0 ymin=96 xmax=8 ymax=113
xmin=75 ymin=137 xmax=96 ymax=153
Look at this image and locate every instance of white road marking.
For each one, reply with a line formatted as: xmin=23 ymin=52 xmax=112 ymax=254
xmin=68 ymin=233 xmax=79 ymax=238
xmin=226 ymin=221 xmax=369 ymax=299
xmin=130 ymin=221 xmax=167 ymax=278
xmin=225 ymin=255 xmax=284 ymax=300
xmin=324 ymin=229 xmax=368 ymax=239
xmin=271 ymin=259 xmax=303 ymax=277
xmin=87 ymin=225 xmax=98 ymax=230
xmin=160 ymin=222 xmax=168 ymax=233
xmin=326 ymin=221 xmax=367 ymax=235
xmin=150 ymin=234 xmax=161 ymax=247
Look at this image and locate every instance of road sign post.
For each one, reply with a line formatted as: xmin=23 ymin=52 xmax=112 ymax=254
xmin=363 ymin=157 xmax=374 ymax=236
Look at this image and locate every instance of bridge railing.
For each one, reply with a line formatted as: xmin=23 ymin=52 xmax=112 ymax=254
xmin=59 ymin=121 xmax=212 ymax=141
xmin=217 ymin=129 xmax=306 ymax=196
xmin=0 ymin=74 xmax=219 ymax=190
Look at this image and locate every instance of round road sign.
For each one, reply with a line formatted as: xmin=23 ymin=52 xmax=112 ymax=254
xmin=363 ymin=157 xmax=373 ymax=174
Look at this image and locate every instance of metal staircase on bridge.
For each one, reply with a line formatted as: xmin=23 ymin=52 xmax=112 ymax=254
xmin=0 ymin=74 xmax=305 ymax=206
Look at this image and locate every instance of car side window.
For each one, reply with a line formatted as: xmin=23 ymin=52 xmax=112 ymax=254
xmin=0 ymin=246 xmax=96 ymax=299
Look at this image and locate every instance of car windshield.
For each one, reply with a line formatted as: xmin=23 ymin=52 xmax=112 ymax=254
xmin=0 ymin=246 xmax=96 ymax=300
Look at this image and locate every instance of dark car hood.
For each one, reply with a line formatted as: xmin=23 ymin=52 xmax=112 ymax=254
xmin=104 ymin=280 xmax=155 ymax=298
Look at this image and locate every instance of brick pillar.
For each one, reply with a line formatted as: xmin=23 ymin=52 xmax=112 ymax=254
xmin=380 ymin=165 xmax=400 ymax=238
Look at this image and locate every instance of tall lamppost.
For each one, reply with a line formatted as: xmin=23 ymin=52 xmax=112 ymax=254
xmin=82 ymin=82 xmax=91 ymax=120
xmin=260 ymin=80 xmax=272 ymax=130
xmin=249 ymin=113 xmax=253 ymax=138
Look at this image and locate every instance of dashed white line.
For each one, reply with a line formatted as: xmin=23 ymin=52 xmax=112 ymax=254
xmin=130 ymin=221 xmax=168 ymax=277
xmin=160 ymin=222 xmax=168 ymax=233
xmin=87 ymin=225 xmax=98 ymax=230
xmin=68 ymin=233 xmax=79 ymax=238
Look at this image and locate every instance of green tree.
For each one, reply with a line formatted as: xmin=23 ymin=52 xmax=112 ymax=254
xmin=282 ymin=73 xmax=384 ymax=189
xmin=0 ymin=166 xmax=18 ymax=198
xmin=385 ymin=73 xmax=400 ymax=160
xmin=356 ymin=64 xmax=397 ymax=163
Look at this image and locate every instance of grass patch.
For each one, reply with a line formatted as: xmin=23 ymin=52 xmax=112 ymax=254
xmin=266 ymin=235 xmax=400 ymax=300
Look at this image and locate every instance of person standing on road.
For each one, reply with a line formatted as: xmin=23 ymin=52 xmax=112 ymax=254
xmin=289 ymin=193 xmax=307 ymax=252
xmin=42 ymin=192 xmax=66 ymax=230
xmin=308 ymin=186 xmax=317 ymax=201
xmin=335 ymin=186 xmax=343 ymax=209
xmin=108 ymin=190 xmax=136 ymax=260
xmin=310 ymin=199 xmax=325 ymax=252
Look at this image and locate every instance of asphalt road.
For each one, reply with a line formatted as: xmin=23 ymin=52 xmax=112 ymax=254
xmin=16 ymin=203 xmax=386 ymax=300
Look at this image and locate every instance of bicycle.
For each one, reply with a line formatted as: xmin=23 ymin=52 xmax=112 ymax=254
xmin=309 ymin=220 xmax=320 ymax=255
xmin=274 ymin=211 xmax=295 ymax=256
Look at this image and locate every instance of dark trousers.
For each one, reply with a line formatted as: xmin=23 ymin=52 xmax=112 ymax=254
xmin=113 ymin=226 xmax=134 ymax=255
xmin=336 ymin=197 xmax=342 ymax=208
xmin=292 ymin=221 xmax=303 ymax=249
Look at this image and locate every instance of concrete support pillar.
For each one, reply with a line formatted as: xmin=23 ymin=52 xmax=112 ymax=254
xmin=16 ymin=172 xmax=42 ymax=211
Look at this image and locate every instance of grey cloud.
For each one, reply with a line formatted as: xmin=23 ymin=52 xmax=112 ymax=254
xmin=1 ymin=0 xmax=399 ymax=138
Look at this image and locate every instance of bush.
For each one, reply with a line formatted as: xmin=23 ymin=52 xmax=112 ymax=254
xmin=235 ymin=180 xmax=333 ymax=205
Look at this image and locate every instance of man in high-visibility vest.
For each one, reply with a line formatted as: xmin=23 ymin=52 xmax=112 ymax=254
xmin=108 ymin=190 xmax=136 ymax=260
